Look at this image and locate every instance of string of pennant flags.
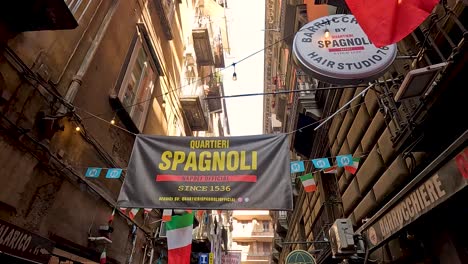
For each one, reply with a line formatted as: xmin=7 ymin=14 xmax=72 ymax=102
xmin=114 ymin=207 xmax=207 ymax=222
xmin=291 ymin=154 xmax=366 ymax=193
xmin=84 ymin=167 xmax=125 ymax=179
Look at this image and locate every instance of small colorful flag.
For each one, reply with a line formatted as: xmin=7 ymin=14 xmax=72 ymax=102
xmin=85 ymin=167 xmax=102 ymax=178
xmin=129 ymin=208 xmax=140 ymax=220
xmin=100 ymin=248 xmax=106 ymax=264
xmin=299 ymin=173 xmax=316 ymax=193
xmin=162 ymin=209 xmax=172 ymax=222
xmin=166 ymin=213 xmax=194 ymax=264
xmin=312 ymin=158 xmax=331 ymax=169
xmin=144 ymin=208 xmax=152 ymax=214
xmin=336 ymin=154 xmax=353 ymax=167
xmin=108 ymin=208 xmax=116 ymax=224
xmin=344 ymin=157 xmax=361 ymax=174
xmin=196 ymin=210 xmax=205 ymax=219
xmin=290 ymin=161 xmax=305 ymax=173
xmin=119 ymin=207 xmax=127 ymax=214
xmin=323 ymin=166 xmax=338 ymax=174
xmin=105 ymin=168 xmax=123 ymax=179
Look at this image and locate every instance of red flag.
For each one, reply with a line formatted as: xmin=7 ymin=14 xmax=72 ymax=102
xmin=345 ymin=0 xmax=439 ymax=47
xmin=100 ymin=248 xmax=106 ymax=264
xmin=108 ymin=208 xmax=115 ymax=224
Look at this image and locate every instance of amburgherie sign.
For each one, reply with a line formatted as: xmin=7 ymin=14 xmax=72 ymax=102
xmin=293 ymin=14 xmax=397 ymax=84
xmin=117 ymin=134 xmax=293 ymax=210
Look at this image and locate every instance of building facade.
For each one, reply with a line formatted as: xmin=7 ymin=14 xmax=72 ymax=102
xmin=264 ymin=0 xmax=467 ymax=264
xmin=231 ymin=211 xmax=274 ymax=264
xmin=0 ymin=0 xmax=230 ymax=263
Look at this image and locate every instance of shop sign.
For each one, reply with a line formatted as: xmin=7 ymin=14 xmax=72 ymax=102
xmin=199 ymin=253 xmax=209 ymax=264
xmin=293 ymin=14 xmax=397 ymax=84
xmin=0 ymin=219 xmax=55 ymax=264
xmin=285 ymin=250 xmax=316 ymax=264
xmin=118 ymin=134 xmax=293 ymax=210
xmin=221 ymin=251 xmax=241 ymax=264
xmin=364 ymin=147 xmax=468 ymax=251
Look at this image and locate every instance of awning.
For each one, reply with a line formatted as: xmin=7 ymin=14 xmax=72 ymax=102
xmin=358 ymin=131 xmax=468 ymax=252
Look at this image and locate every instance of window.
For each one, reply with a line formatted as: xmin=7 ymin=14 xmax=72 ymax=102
xmin=262 ymin=221 xmax=270 ymax=232
xmin=117 ymin=33 xmax=157 ymax=132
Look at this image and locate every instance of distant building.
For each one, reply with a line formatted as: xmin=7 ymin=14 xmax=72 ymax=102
xmin=231 ymin=210 xmax=274 ymax=263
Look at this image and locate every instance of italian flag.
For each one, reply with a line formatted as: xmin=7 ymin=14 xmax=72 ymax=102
xmin=166 ymin=213 xmax=194 ymax=264
xmin=162 ymin=209 xmax=172 ymax=222
xmin=299 ymin=173 xmax=316 ymax=193
xmin=345 ymin=157 xmax=361 ymax=174
xmin=324 ymin=166 xmax=338 ymax=174
xmin=129 ymin=208 xmax=140 ymax=220
xmin=100 ymin=248 xmax=106 ymax=264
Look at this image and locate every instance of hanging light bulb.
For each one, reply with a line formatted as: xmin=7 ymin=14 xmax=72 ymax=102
xmin=232 ymin=63 xmax=237 ymax=81
xmin=75 ymin=126 xmax=81 ymax=132
xmin=110 ymin=118 xmax=116 ymax=125
xmin=324 ymin=29 xmax=330 ymax=38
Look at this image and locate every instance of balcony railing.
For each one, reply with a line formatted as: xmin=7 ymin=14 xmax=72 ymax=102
xmin=251 ymin=230 xmax=275 ymax=236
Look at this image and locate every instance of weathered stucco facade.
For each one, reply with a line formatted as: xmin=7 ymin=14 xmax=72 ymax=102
xmin=0 ymin=0 xmax=230 ymax=263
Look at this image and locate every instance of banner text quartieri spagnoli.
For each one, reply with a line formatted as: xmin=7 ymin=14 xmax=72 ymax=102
xmin=117 ymin=134 xmax=293 ymax=210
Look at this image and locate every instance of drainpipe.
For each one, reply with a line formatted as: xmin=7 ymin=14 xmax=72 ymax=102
xmin=61 ymin=0 xmax=119 ymax=111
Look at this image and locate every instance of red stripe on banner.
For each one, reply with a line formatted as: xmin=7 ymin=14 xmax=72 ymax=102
xmin=329 ymin=46 xmax=364 ymax=52
xmin=156 ymin=175 xmax=257 ymax=182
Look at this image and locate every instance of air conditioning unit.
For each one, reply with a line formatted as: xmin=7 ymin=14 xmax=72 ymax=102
xmin=329 ymin=219 xmax=356 ymax=258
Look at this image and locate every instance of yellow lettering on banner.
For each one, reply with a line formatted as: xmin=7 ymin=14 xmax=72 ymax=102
xmin=212 ymin=152 xmax=225 ymax=171
xmin=240 ymin=151 xmax=250 ymax=170
xmin=159 ymin=151 xmax=172 ymax=170
xmin=184 ymin=152 xmax=197 ymax=171
xmin=226 ymin=151 xmax=239 ymax=171
xmin=171 ymin=151 xmax=186 ymax=170
xmin=159 ymin=150 xmax=257 ymax=171
xmin=199 ymin=151 xmax=212 ymax=171
xmin=252 ymin=151 xmax=257 ymax=170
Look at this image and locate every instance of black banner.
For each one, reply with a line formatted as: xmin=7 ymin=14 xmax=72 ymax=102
xmin=117 ymin=134 xmax=293 ymax=210
xmin=0 ymin=219 xmax=55 ymax=264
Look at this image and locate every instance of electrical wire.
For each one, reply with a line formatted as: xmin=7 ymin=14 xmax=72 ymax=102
xmin=78 ymin=16 xmax=347 ymax=121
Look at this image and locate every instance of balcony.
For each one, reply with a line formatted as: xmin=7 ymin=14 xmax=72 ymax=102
xmin=246 ymin=254 xmax=270 ymax=262
xmin=232 ymin=211 xmax=271 ymax=221
xmin=192 ymin=27 xmax=215 ymax=66
xmin=232 ymin=230 xmax=274 ymax=242
xmin=179 ymin=96 xmax=209 ymax=131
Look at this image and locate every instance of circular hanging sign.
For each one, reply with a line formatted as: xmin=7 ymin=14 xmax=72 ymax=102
xmin=285 ymin=250 xmax=316 ymax=264
xmin=293 ymin=14 xmax=397 ymax=84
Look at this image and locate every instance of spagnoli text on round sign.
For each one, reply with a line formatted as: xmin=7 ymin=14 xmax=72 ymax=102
xmin=293 ymin=14 xmax=397 ymax=85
